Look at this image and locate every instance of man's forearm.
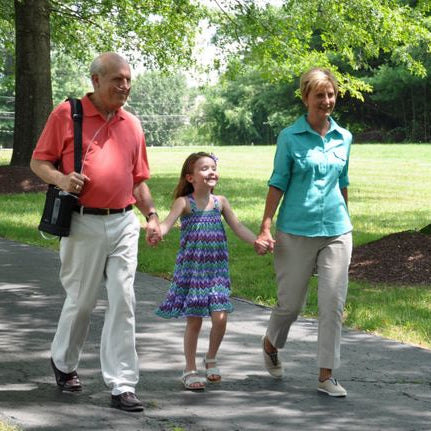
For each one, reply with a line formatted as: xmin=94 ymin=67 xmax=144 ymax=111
xmin=30 ymin=159 xmax=62 ymax=186
xmin=133 ymin=181 xmax=157 ymax=217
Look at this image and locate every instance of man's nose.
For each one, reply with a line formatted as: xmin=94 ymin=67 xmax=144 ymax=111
xmin=119 ymin=79 xmax=130 ymax=90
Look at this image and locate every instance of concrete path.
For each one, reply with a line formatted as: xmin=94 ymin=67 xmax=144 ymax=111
xmin=0 ymin=237 xmax=430 ymax=430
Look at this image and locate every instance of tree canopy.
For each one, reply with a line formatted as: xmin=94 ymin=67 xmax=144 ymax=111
xmin=210 ymin=0 xmax=431 ymax=99
xmin=3 ymin=0 xmax=203 ymax=165
xmin=47 ymin=0 xmax=203 ymax=68
xmin=194 ymin=0 xmax=431 ymax=144
xmin=2 ymin=0 xmax=431 ymax=164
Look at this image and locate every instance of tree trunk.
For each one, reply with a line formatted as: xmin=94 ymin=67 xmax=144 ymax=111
xmin=11 ymin=0 xmax=52 ymax=166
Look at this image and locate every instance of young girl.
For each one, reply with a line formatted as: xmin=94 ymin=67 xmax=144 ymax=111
xmin=154 ymin=152 xmax=258 ymax=391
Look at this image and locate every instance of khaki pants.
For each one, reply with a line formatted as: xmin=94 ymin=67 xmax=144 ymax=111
xmin=266 ymin=231 xmax=352 ymax=370
xmin=51 ymin=210 xmax=141 ymax=395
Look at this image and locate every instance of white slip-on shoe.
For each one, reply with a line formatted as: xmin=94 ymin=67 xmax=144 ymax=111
xmin=261 ymin=336 xmax=283 ymax=378
xmin=317 ymin=377 xmax=347 ymax=397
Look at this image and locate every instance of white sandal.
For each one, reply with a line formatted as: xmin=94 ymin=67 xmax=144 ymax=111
xmin=181 ymin=370 xmax=206 ymax=391
xmin=203 ymin=356 xmax=222 ymax=383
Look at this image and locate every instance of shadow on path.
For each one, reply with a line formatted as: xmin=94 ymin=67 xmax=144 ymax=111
xmin=1 ymin=238 xmax=431 ymax=430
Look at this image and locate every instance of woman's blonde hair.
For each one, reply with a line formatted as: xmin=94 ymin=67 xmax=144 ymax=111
xmin=173 ymin=152 xmax=216 ymax=199
xmin=300 ymin=68 xmax=338 ymax=103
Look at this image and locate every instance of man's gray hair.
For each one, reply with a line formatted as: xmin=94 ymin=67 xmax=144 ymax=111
xmin=90 ymin=52 xmax=128 ymax=77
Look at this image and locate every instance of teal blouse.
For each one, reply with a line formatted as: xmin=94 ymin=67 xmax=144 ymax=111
xmin=269 ymin=114 xmax=353 ymax=237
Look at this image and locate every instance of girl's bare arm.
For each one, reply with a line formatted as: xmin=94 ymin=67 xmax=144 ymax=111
xmin=159 ymin=197 xmax=187 ymax=237
xmin=219 ymin=195 xmax=257 ymax=245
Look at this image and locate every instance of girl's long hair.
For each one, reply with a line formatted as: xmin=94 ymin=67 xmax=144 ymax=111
xmin=173 ymin=152 xmax=215 ymax=199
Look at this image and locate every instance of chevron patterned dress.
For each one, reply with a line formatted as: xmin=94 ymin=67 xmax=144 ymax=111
xmin=156 ymin=194 xmax=233 ymax=318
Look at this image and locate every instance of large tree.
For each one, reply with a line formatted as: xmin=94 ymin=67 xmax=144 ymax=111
xmin=5 ymin=0 xmax=203 ymax=166
xmin=12 ymin=0 xmax=52 ymax=166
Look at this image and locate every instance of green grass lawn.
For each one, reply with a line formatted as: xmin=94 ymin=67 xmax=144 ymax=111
xmin=1 ymin=145 xmax=431 ymax=349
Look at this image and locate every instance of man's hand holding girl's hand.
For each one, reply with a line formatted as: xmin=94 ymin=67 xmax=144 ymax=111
xmin=145 ymin=219 xmax=162 ymax=246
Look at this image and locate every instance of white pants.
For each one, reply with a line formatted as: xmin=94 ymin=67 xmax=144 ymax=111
xmin=266 ymin=231 xmax=352 ymax=370
xmin=51 ymin=210 xmax=141 ymax=395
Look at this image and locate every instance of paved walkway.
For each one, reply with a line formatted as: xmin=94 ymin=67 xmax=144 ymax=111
xmin=1 ymin=237 xmax=431 ymax=430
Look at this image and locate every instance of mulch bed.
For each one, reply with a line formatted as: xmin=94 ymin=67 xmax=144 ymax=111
xmin=1 ymin=165 xmax=430 ymax=286
xmin=350 ymin=231 xmax=431 ymax=285
xmin=0 ymin=165 xmax=47 ymax=194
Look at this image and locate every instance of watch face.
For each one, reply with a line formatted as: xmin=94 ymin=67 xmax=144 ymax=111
xmin=146 ymin=211 xmax=158 ymax=221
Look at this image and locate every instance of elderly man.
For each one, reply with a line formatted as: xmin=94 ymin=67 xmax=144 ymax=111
xmin=30 ymin=52 xmax=161 ymax=412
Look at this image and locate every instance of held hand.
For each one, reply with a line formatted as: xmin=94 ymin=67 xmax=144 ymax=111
xmin=145 ymin=218 xmax=162 ymax=247
xmin=58 ymin=171 xmax=90 ymax=194
xmin=254 ymin=238 xmax=268 ymax=255
xmin=254 ymin=231 xmax=276 ymax=255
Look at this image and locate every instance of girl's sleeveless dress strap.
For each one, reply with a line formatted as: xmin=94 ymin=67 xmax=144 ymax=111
xmin=213 ymin=195 xmax=220 ymax=210
xmin=188 ymin=194 xmax=198 ymax=212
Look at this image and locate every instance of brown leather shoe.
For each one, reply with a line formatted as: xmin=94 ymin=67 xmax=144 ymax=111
xmin=111 ymin=392 xmax=144 ymax=412
xmin=50 ymin=358 xmax=82 ymax=392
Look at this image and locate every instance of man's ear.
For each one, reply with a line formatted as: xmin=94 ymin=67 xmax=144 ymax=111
xmin=91 ymin=74 xmax=99 ymax=88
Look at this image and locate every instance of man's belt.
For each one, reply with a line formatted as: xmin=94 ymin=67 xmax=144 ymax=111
xmin=74 ymin=205 xmax=133 ymax=215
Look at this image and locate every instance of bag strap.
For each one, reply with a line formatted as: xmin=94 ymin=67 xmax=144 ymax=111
xmin=67 ymin=98 xmax=83 ymax=173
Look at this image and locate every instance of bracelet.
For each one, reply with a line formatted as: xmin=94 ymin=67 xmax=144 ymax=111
xmin=145 ymin=211 xmax=158 ymax=222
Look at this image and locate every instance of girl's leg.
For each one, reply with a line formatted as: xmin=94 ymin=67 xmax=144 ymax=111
xmin=207 ymin=311 xmax=227 ymax=359
xmin=182 ymin=317 xmax=206 ymax=390
xmin=184 ymin=316 xmax=203 ymax=373
xmin=205 ymin=311 xmax=227 ymax=381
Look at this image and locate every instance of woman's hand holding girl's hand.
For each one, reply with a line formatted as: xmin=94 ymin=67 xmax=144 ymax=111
xmin=254 ymin=238 xmax=268 ymax=255
xmin=254 ymin=231 xmax=276 ymax=255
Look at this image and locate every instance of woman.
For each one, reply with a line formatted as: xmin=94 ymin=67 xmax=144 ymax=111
xmin=255 ymin=68 xmax=353 ymax=397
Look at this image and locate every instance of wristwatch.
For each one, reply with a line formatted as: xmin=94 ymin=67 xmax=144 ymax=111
xmin=145 ymin=211 xmax=158 ymax=222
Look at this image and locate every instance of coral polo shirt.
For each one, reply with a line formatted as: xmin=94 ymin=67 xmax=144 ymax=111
xmin=32 ymin=94 xmax=150 ymax=209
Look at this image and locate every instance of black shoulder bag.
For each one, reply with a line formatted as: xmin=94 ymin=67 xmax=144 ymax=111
xmin=38 ymin=98 xmax=83 ymax=238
